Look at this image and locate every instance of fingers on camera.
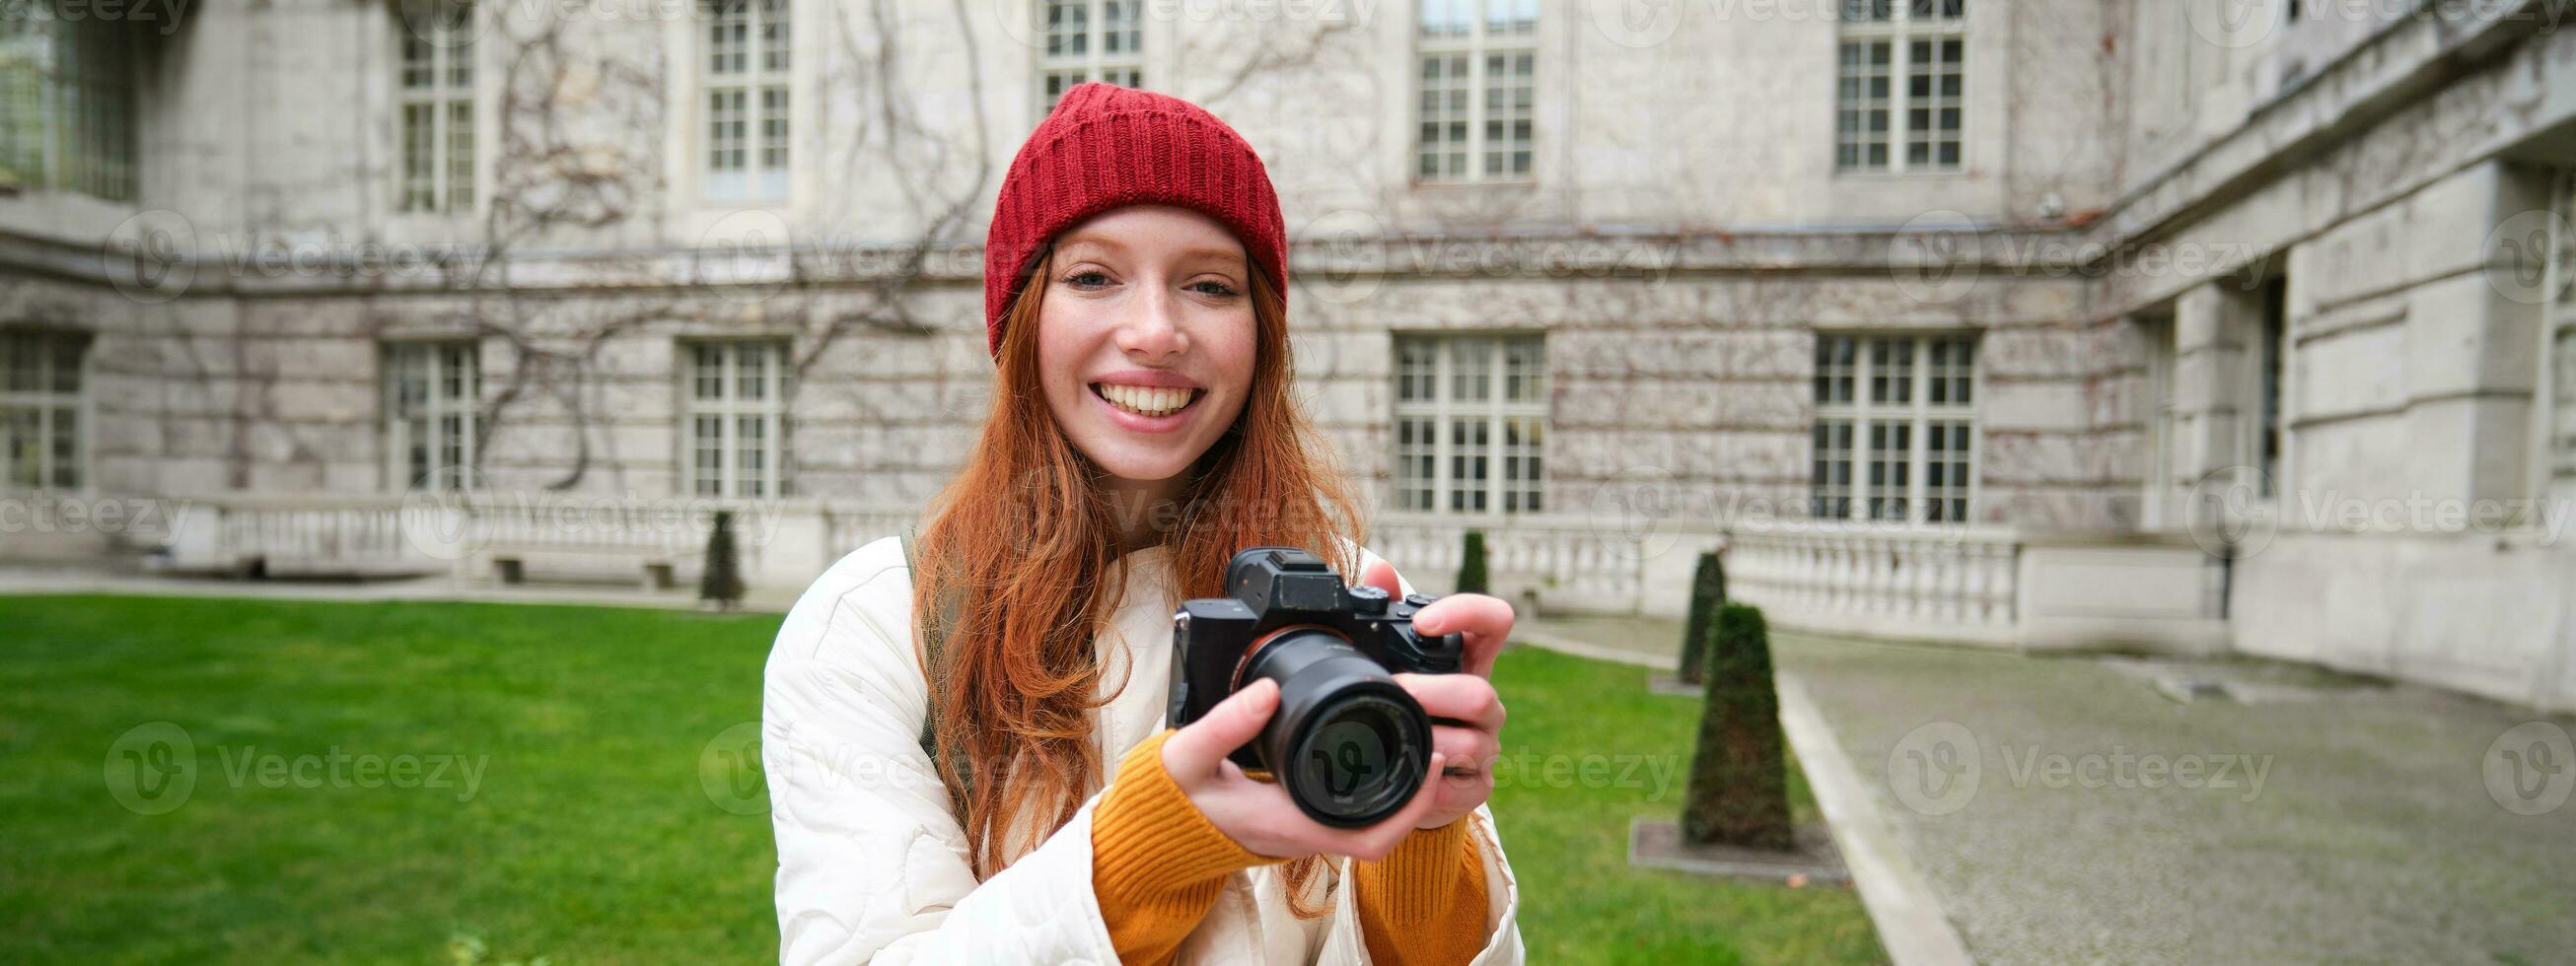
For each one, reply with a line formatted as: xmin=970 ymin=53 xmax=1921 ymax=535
xmin=1398 ymin=673 xmax=1505 ymax=730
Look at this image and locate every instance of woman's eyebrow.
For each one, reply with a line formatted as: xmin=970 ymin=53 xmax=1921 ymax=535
xmin=1169 ymin=246 xmax=1250 ymax=269
xmin=1052 ymin=236 xmax=1244 ymax=270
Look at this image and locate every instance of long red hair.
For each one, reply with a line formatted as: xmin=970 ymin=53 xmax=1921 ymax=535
xmin=910 ymin=245 xmax=1365 ymax=910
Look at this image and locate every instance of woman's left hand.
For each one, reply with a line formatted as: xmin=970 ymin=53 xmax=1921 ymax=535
xmin=1359 ymin=561 xmax=1511 ymax=831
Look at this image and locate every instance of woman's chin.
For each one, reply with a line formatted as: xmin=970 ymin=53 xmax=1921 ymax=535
xmin=1086 ymin=448 xmax=1196 ymax=486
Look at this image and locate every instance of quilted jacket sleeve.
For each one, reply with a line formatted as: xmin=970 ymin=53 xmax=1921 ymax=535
xmin=762 ymin=536 xmax=1121 ymax=965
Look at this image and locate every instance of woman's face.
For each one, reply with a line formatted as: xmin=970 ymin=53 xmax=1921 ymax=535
xmin=1036 ymin=204 xmax=1258 ymax=489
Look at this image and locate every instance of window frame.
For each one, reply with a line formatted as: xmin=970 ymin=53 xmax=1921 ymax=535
xmin=0 ymin=330 xmax=91 ymax=492
xmin=394 ymin=1 xmax=478 ymax=216
xmin=1391 ymin=332 xmax=1547 ymax=516
xmin=384 ymin=340 xmax=482 ymax=492
xmin=1034 ymin=0 xmax=1144 ymax=120
xmin=1412 ymin=0 xmax=1538 ymax=185
xmin=698 ymin=0 xmax=793 ymax=203
xmin=2539 ymin=169 xmax=2576 ymax=506
xmin=681 ymin=339 xmax=793 ymax=500
xmin=0 ymin=6 xmax=139 ymax=201
xmin=1811 ymin=332 xmax=1979 ymax=524
xmin=1833 ymin=0 xmax=1966 ymax=176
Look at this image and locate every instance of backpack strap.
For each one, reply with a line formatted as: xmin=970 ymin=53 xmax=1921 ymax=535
xmin=899 ymin=525 xmax=971 ymax=803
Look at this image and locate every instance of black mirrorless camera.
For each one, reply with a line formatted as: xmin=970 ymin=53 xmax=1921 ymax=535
xmin=1168 ymin=547 xmax=1467 ymax=828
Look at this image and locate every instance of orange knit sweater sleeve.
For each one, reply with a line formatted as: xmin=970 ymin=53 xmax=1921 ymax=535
xmin=1092 ymin=729 xmax=1493 ymax=965
xmin=1353 ymin=816 xmax=1491 ymax=965
xmin=1092 ymin=729 xmax=1286 ymax=965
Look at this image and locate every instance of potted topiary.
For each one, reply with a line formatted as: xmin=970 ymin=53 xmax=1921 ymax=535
xmin=699 ymin=510 xmax=746 ymax=611
xmin=1677 ymin=550 xmax=1726 ymax=685
xmin=1456 ymin=529 xmax=1488 ymax=595
xmin=1682 ymin=602 xmax=1792 ymax=850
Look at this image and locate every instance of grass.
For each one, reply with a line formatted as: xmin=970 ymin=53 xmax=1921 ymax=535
xmin=0 ymin=594 xmax=1883 ymax=964
xmin=1489 ymin=646 xmax=1885 ymax=964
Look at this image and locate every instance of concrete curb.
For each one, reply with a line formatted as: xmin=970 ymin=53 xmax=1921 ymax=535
xmin=1774 ymin=672 xmax=1975 ymax=966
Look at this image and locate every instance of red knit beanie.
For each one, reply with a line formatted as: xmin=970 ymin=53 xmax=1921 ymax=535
xmin=982 ymin=83 xmax=1288 ymax=358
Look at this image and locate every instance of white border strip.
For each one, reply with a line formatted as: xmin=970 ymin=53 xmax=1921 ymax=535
xmin=1775 ymin=672 xmax=1975 ymax=966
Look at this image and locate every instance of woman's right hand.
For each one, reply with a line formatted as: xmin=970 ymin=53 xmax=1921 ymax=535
xmin=1161 ymin=677 xmax=1446 ymax=862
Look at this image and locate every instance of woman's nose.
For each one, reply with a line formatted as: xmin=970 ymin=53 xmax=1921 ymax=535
xmin=1115 ymin=286 xmax=1188 ymax=359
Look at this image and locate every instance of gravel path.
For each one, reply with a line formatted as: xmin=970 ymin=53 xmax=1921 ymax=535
xmin=1521 ymin=614 xmax=2576 ymax=965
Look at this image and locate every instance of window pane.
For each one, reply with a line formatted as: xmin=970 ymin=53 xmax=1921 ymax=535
xmin=6 ymin=408 xmax=41 ymax=488
xmin=1811 ymin=418 xmax=1853 ymax=518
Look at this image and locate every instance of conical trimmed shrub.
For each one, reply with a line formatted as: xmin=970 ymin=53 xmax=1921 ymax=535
xmin=1457 ymin=529 xmax=1488 ymax=595
xmin=1677 ymin=550 xmax=1726 ymax=684
xmin=1682 ymin=602 xmax=1793 ymax=850
xmin=700 ymin=510 xmax=746 ymax=609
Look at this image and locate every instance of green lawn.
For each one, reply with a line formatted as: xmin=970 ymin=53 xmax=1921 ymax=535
xmin=0 ymin=594 xmax=1883 ymax=964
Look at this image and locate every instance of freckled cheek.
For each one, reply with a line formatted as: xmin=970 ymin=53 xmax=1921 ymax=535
xmin=1197 ymin=316 xmax=1257 ymax=396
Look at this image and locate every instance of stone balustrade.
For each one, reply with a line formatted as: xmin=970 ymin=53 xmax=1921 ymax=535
xmin=124 ymin=493 xmax=2227 ymax=653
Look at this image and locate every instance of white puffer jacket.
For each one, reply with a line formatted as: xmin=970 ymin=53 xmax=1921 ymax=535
xmin=762 ymin=535 xmax=1525 ymax=965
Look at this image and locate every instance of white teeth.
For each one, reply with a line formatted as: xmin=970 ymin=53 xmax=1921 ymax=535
xmin=1097 ymin=382 xmax=1193 ymax=418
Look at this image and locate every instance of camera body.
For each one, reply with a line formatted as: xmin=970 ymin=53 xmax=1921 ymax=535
xmin=1168 ymin=546 xmax=1467 ymax=827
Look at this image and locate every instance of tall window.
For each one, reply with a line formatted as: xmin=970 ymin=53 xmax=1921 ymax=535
xmin=1393 ymin=334 xmax=1544 ymax=514
xmin=2256 ymin=276 xmax=2286 ymax=498
xmin=1813 ymin=333 xmax=1976 ymax=522
xmin=2550 ymin=325 xmax=2574 ymax=492
xmin=397 ymin=2 xmax=475 ymax=214
xmin=0 ymin=7 xmax=138 ymax=200
xmin=2140 ymin=312 xmax=2181 ymax=527
xmin=2549 ymin=172 xmax=2576 ymax=499
xmin=1835 ymin=0 xmax=1964 ymax=174
xmin=386 ymin=342 xmax=480 ymax=491
xmin=686 ymin=340 xmax=791 ymax=498
xmin=703 ymin=0 xmax=790 ymax=202
xmin=1037 ymin=1 xmax=1142 ymax=116
xmin=1414 ymin=0 xmax=1536 ymax=182
xmin=1 ymin=331 xmax=87 ymax=490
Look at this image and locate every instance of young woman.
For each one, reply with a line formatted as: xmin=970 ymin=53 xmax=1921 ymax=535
xmin=763 ymin=84 xmax=1522 ymax=965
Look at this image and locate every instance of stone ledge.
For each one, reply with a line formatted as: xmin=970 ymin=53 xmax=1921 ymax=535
xmin=1627 ymin=816 xmax=1850 ymax=886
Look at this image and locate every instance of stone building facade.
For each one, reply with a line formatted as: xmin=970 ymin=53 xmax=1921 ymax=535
xmin=2 ymin=1 xmax=2571 ymax=711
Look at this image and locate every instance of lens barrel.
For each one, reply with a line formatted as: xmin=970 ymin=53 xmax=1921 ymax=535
xmin=1238 ymin=628 xmax=1432 ymax=827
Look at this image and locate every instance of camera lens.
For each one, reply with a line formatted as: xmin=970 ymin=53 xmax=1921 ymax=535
xmin=1290 ymin=694 xmax=1414 ymax=820
xmin=1236 ymin=628 xmax=1431 ymax=827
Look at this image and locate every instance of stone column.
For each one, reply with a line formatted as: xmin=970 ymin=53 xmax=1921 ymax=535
xmin=2166 ymin=279 xmax=2265 ymax=522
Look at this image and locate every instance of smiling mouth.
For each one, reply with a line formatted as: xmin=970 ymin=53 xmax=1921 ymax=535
xmin=1091 ymin=382 xmax=1204 ymax=419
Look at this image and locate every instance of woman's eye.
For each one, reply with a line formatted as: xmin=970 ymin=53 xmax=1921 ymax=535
xmin=1063 ymin=270 xmax=1111 ymax=289
xmin=1186 ymin=279 xmax=1240 ymax=298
